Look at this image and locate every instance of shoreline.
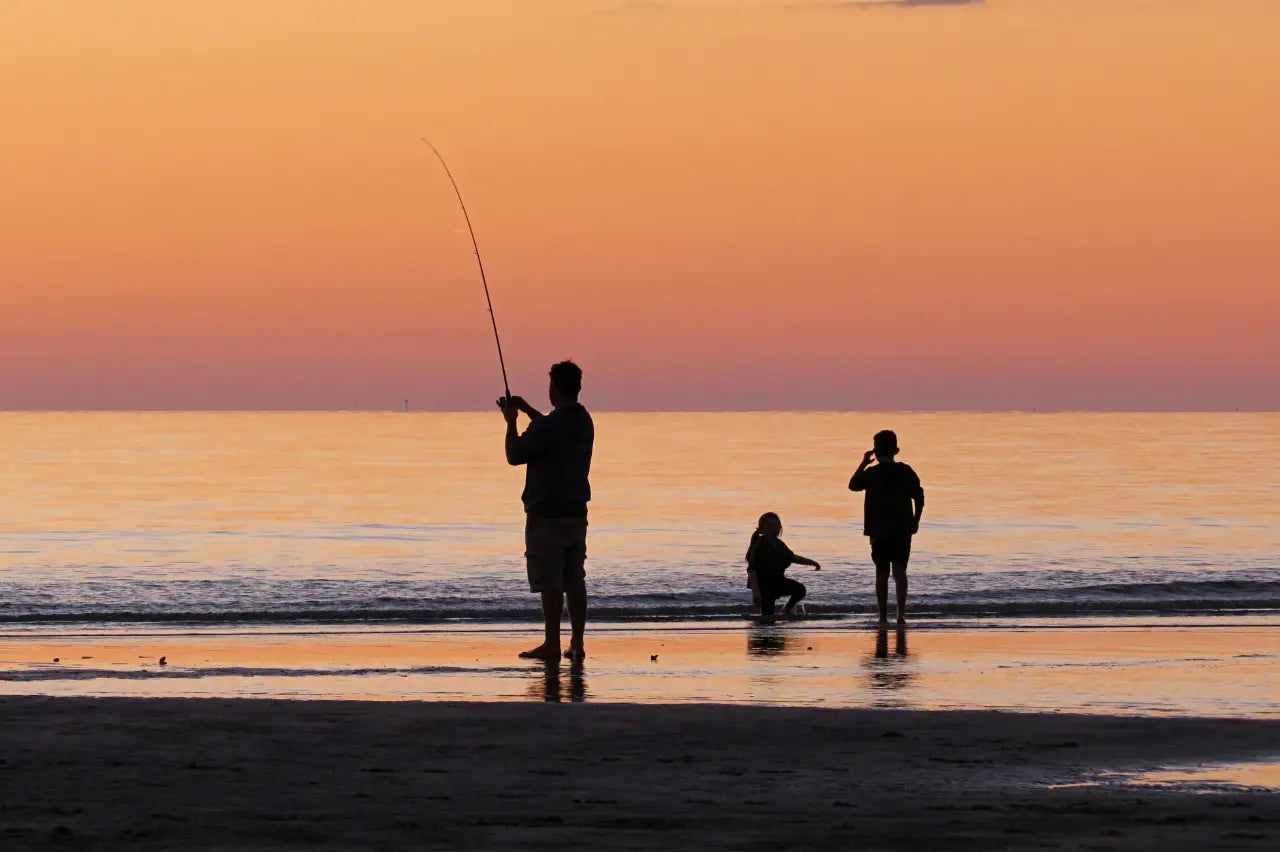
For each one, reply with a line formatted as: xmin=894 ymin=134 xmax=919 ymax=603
xmin=2 ymin=697 xmax=1278 ymax=850
xmin=4 ymin=605 xmax=1278 ymax=628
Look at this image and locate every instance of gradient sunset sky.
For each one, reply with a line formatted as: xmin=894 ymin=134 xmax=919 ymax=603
xmin=3 ymin=0 xmax=1277 ymax=410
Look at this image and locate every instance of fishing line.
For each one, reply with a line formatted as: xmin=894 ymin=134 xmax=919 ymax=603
xmin=421 ymin=138 xmax=510 ymax=399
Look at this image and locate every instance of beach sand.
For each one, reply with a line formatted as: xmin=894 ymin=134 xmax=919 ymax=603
xmin=2 ymin=696 xmax=1277 ymax=850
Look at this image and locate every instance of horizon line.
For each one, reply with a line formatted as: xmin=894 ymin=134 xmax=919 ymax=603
xmin=0 ymin=408 xmax=1274 ymax=415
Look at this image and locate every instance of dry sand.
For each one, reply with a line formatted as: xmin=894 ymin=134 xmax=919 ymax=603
xmin=1 ymin=695 xmax=1277 ymax=850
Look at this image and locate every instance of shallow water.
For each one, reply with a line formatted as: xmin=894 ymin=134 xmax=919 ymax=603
xmin=1 ymin=412 xmax=1277 ymax=624
xmin=1130 ymin=761 xmax=1280 ymax=791
xmin=1054 ymin=759 xmax=1280 ymax=793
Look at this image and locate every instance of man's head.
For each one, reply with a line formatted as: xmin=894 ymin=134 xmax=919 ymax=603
xmin=548 ymin=360 xmax=583 ymax=407
xmin=873 ymin=429 xmax=899 ymax=463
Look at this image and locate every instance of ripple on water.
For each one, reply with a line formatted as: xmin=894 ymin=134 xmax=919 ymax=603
xmin=1055 ymin=761 xmax=1280 ymax=793
xmin=1130 ymin=760 xmax=1280 ymax=792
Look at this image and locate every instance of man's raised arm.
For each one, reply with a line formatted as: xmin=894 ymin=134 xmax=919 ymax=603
xmin=501 ymin=396 xmax=550 ymax=466
xmin=501 ymin=398 xmax=526 ymax=465
xmin=514 ymin=396 xmax=544 ymax=421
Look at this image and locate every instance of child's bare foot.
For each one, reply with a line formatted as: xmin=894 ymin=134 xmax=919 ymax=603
xmin=518 ymin=644 xmax=561 ymax=661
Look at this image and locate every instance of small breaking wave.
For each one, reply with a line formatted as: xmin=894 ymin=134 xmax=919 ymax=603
xmin=0 ymin=586 xmax=1277 ymax=627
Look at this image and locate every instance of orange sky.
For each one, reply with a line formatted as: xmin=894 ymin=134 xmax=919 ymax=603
xmin=2 ymin=0 xmax=1277 ymax=410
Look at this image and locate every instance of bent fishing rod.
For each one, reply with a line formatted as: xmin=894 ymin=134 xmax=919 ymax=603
xmin=421 ymin=138 xmax=511 ymax=401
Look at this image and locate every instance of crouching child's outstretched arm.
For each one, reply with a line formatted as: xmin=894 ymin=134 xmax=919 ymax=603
xmin=791 ymin=554 xmax=821 ymax=571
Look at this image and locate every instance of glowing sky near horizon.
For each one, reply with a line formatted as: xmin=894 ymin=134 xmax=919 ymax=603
xmin=2 ymin=0 xmax=1277 ymax=410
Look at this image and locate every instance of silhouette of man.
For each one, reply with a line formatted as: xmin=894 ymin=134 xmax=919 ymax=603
xmin=849 ymin=430 xmax=925 ymax=625
xmin=498 ymin=361 xmax=594 ymax=662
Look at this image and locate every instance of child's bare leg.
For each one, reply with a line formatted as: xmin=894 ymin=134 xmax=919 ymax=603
xmin=875 ymin=565 xmax=891 ymax=623
xmin=893 ymin=565 xmax=908 ymax=624
xmin=783 ymin=580 xmax=807 ymax=615
xmin=761 ymin=596 xmax=777 ymax=620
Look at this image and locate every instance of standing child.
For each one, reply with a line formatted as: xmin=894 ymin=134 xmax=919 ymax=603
xmin=848 ymin=430 xmax=925 ymax=625
xmin=746 ymin=512 xmax=821 ymax=619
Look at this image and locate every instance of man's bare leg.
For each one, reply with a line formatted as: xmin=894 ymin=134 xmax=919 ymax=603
xmin=893 ymin=566 xmax=908 ymax=625
xmin=519 ymin=590 xmax=564 ymax=660
xmin=565 ymin=585 xmax=587 ymax=660
xmin=875 ymin=566 xmax=890 ymax=625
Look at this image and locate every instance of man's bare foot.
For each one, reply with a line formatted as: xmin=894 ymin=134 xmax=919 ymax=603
xmin=563 ymin=646 xmax=586 ymax=661
xmin=878 ymin=616 xmax=889 ymax=626
xmin=519 ymin=644 xmax=562 ymax=661
xmin=897 ymin=616 xmax=907 ymax=626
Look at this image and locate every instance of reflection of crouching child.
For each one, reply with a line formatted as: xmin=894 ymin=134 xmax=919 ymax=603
xmin=746 ymin=512 xmax=821 ymax=618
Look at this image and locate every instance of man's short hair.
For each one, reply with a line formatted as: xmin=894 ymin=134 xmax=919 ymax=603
xmin=549 ymin=361 xmax=582 ymax=395
xmin=874 ymin=429 xmax=898 ymax=452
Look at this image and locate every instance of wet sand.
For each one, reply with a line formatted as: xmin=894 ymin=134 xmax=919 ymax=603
xmin=1 ymin=696 xmax=1278 ymax=851
xmin=3 ymin=620 xmax=1278 ymax=717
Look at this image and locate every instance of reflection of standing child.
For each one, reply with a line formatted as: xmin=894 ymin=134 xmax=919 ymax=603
xmin=746 ymin=512 xmax=821 ymax=619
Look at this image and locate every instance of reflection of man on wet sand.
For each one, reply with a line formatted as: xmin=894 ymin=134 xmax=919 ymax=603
xmin=530 ymin=660 xmax=588 ymax=703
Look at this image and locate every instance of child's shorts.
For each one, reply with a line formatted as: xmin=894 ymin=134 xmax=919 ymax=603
xmin=871 ymin=537 xmax=912 ymax=569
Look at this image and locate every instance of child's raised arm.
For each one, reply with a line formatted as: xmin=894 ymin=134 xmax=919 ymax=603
xmin=791 ymin=554 xmax=821 ymax=571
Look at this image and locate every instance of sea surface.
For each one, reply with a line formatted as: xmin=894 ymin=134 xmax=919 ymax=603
xmin=1 ymin=412 xmax=1277 ymax=626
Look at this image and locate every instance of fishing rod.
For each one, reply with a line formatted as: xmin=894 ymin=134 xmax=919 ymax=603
xmin=421 ymin=138 xmax=511 ymax=401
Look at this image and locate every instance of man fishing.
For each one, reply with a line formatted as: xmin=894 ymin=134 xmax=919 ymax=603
xmin=498 ymin=361 xmax=595 ymax=662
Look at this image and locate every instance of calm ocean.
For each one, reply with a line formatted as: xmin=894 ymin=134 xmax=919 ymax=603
xmin=1 ymin=412 xmax=1276 ymax=626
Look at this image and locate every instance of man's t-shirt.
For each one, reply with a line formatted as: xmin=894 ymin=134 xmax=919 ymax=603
xmin=849 ymin=461 xmax=924 ymax=541
xmin=748 ymin=537 xmax=796 ymax=587
xmin=511 ymin=403 xmax=594 ymax=519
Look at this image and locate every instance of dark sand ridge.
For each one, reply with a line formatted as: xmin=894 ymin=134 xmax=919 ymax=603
xmin=1 ymin=696 xmax=1278 ymax=850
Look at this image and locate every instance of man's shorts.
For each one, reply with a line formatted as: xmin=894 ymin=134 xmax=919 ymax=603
xmin=871 ymin=537 xmax=912 ymax=570
xmin=525 ymin=516 xmax=588 ymax=593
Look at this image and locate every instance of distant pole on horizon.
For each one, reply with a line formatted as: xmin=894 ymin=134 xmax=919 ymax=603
xmin=404 ymin=400 xmax=409 ymax=413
